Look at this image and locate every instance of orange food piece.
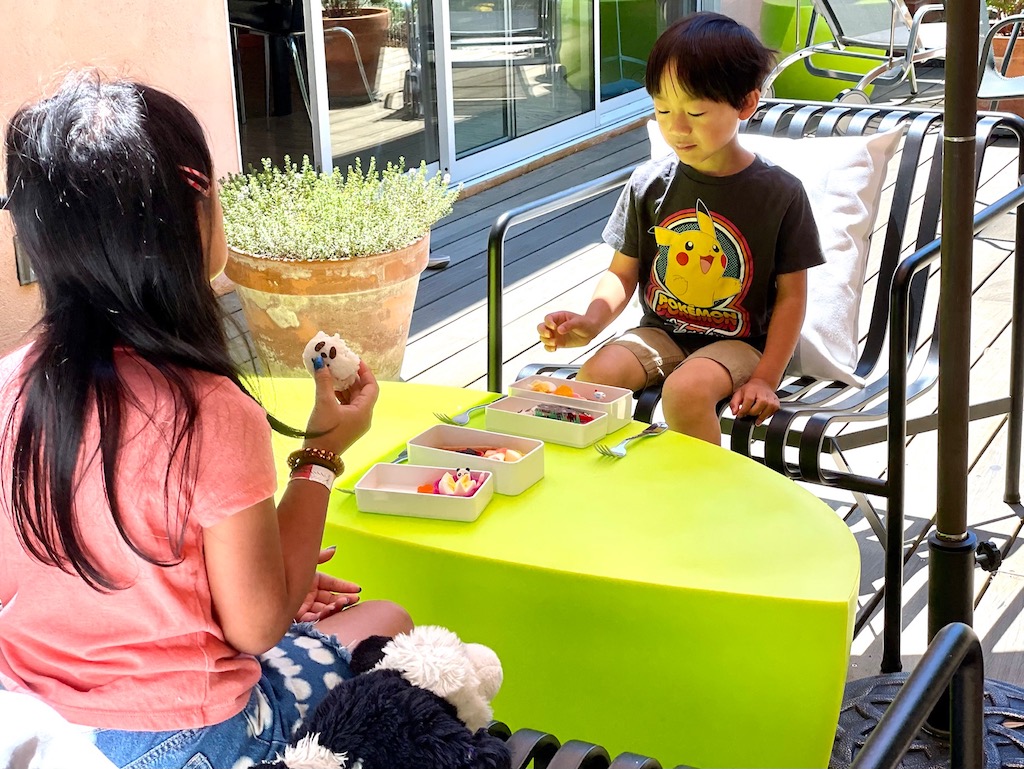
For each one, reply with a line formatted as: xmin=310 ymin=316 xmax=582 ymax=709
xmin=554 ymin=384 xmax=576 ymax=396
xmin=417 ymin=483 xmax=435 ymax=494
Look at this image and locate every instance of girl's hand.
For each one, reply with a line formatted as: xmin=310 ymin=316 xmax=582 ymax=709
xmin=729 ymin=377 xmax=780 ymax=426
xmin=295 ymin=547 xmax=361 ymax=623
xmin=538 ymin=311 xmax=598 ymax=351
xmin=304 ymin=359 xmax=379 ymax=456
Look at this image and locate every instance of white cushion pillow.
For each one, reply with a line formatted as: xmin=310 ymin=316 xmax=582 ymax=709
xmin=646 ymin=120 xmax=904 ymax=386
xmin=0 ymin=691 xmax=118 ymax=769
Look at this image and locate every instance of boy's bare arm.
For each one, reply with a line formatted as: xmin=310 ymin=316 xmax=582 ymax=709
xmin=730 ymin=270 xmax=807 ymax=423
xmin=539 ymin=252 xmax=639 ymax=350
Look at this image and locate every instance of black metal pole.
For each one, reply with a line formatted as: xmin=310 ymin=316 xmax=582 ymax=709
xmin=1007 ymin=178 xmax=1024 ymax=505
xmin=927 ymin=0 xmax=980 ymax=732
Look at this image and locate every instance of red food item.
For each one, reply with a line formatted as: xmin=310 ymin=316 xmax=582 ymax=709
xmin=417 ymin=483 xmax=435 ymax=494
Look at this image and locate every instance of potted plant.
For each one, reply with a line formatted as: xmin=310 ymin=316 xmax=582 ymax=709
xmin=220 ymin=156 xmax=459 ymax=380
xmin=322 ymin=0 xmax=392 ymax=103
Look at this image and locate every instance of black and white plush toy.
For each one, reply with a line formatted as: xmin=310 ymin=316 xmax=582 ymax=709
xmin=258 ymin=625 xmax=511 ymax=769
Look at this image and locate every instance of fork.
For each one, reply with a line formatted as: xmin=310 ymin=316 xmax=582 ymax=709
xmin=434 ymin=395 xmax=508 ymax=426
xmin=594 ymin=422 xmax=669 ymax=458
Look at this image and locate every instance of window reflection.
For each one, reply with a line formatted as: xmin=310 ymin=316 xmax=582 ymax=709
xmin=449 ymin=0 xmax=594 ymax=159
xmin=599 ymin=0 xmax=697 ymax=101
xmin=324 ymin=0 xmax=441 ymax=170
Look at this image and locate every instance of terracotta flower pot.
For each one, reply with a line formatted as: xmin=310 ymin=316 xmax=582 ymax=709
xmin=224 ymin=235 xmax=430 ymax=380
xmin=979 ymin=35 xmax=1024 ymax=118
xmin=323 ymin=7 xmax=392 ymax=103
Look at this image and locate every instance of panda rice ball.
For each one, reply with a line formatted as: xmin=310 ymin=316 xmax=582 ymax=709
xmin=303 ymin=332 xmax=361 ymax=390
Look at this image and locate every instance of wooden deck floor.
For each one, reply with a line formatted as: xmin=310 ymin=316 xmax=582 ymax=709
xmin=223 ymin=65 xmax=1024 ymax=697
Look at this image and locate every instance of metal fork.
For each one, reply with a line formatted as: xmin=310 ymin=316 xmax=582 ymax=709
xmin=434 ymin=395 xmax=507 ymax=426
xmin=594 ymin=422 xmax=669 ymax=458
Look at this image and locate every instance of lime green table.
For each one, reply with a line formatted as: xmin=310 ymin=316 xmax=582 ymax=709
xmin=262 ymin=379 xmax=859 ymax=769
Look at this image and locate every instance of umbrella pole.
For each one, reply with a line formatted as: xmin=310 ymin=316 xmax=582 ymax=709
xmin=926 ymin=0 xmax=980 ymax=734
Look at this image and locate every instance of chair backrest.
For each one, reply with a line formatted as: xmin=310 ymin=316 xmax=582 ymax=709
xmin=743 ymin=102 xmax=1021 ymax=381
xmin=814 ymin=0 xmax=911 ymax=45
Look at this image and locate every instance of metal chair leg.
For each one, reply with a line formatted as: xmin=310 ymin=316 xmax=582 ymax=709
xmin=287 ymin=36 xmax=312 ymax=121
xmin=831 ymin=444 xmax=886 ymax=544
xmin=323 ymin=26 xmax=380 ymax=106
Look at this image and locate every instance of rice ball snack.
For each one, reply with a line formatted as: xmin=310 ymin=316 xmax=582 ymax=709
xmin=303 ymin=331 xmax=361 ymax=390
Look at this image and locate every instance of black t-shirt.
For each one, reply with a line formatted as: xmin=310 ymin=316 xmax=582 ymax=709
xmin=602 ymin=154 xmax=824 ymax=352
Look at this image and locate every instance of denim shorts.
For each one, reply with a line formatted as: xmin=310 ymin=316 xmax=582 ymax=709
xmin=92 ymin=623 xmax=353 ymax=769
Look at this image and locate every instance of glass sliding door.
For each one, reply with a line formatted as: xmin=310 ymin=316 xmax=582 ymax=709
xmin=599 ymin=0 xmax=697 ymax=101
xmin=319 ymin=0 xmax=441 ymax=171
xmin=445 ymin=0 xmax=594 ymax=159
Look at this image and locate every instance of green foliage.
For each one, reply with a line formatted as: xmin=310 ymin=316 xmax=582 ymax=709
xmin=990 ymin=0 xmax=1024 ymax=18
xmin=219 ymin=156 xmax=459 ymax=261
xmin=323 ymin=0 xmax=384 ymax=13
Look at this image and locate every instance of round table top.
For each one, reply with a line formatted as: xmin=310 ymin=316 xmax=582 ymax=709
xmin=260 ymin=378 xmax=859 ymax=606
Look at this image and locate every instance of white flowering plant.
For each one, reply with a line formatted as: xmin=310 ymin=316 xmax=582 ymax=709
xmin=219 ymin=156 xmax=459 ymax=261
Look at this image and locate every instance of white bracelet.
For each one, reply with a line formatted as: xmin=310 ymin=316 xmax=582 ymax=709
xmin=289 ymin=463 xmax=336 ymax=489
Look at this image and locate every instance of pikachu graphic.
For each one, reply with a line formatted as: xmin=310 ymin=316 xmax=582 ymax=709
xmin=654 ymin=199 xmax=742 ymax=309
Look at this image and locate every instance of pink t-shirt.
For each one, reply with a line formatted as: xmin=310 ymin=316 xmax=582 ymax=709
xmin=0 ymin=345 xmax=278 ymax=730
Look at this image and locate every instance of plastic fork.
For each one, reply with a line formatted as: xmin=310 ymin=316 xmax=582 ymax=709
xmin=434 ymin=395 xmax=507 ymax=426
xmin=594 ymin=422 xmax=669 ymax=458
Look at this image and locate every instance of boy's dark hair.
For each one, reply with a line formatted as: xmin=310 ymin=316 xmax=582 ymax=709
xmin=645 ymin=12 xmax=777 ymax=109
xmin=1 ymin=70 xmax=295 ymax=590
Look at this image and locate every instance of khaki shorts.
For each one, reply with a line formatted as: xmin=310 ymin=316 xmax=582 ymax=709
xmin=601 ymin=327 xmax=762 ymax=389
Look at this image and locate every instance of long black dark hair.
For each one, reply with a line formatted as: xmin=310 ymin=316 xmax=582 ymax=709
xmin=2 ymin=71 xmax=286 ymax=590
xmin=645 ymin=12 xmax=776 ymax=109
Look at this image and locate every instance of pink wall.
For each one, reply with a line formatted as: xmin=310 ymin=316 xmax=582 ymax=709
xmin=0 ymin=0 xmax=240 ymax=354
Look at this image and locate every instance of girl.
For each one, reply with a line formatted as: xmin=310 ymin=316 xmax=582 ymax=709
xmin=0 ymin=71 xmax=412 ymax=768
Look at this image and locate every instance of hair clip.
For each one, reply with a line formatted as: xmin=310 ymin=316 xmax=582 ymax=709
xmin=178 ymin=165 xmax=211 ymax=197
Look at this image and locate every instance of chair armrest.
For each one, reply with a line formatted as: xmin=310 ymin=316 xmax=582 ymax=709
xmin=488 ymin=166 xmax=634 ymax=392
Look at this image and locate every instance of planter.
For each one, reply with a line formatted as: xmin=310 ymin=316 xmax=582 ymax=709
xmin=323 ymin=7 xmax=392 ymax=104
xmin=224 ymin=234 xmax=429 ymax=380
xmin=979 ymin=35 xmax=1024 ymax=118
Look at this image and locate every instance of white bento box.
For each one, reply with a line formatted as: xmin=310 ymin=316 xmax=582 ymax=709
xmin=510 ymin=375 xmax=634 ymax=432
xmin=485 ymin=395 xmax=609 ymax=448
xmin=406 ymin=424 xmax=543 ymax=496
xmin=354 ymin=464 xmax=494 ymax=522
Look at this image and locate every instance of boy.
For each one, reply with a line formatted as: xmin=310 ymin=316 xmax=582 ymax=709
xmin=538 ymin=12 xmax=823 ymax=444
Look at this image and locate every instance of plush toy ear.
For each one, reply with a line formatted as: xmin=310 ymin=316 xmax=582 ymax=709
xmin=378 ymin=625 xmax=470 ymax=697
xmin=349 ymin=634 xmax=392 ymax=674
xmin=275 ymin=734 xmax=350 ymax=769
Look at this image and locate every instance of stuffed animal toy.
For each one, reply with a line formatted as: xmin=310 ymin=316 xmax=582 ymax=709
xmin=258 ymin=625 xmax=511 ymax=769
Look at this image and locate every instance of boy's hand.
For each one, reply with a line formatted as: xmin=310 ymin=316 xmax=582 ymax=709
xmin=729 ymin=377 xmax=779 ymax=426
xmin=538 ymin=312 xmax=598 ymax=351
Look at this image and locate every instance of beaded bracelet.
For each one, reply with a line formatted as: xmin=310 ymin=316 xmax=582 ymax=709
xmin=289 ymin=463 xmax=336 ymax=490
xmin=287 ymin=447 xmax=345 ymax=475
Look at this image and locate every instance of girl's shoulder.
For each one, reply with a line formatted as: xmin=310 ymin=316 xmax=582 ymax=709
xmin=0 ymin=344 xmax=36 ymax=391
xmin=114 ymin=351 xmax=267 ymax=423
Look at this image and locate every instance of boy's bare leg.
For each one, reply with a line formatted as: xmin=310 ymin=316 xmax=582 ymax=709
xmin=576 ymin=345 xmax=648 ymax=392
xmin=315 ymin=600 xmax=413 ymax=649
xmin=661 ymin=359 xmax=733 ymax=444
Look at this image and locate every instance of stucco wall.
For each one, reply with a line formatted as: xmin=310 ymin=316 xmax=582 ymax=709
xmin=0 ymin=0 xmax=240 ymax=354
